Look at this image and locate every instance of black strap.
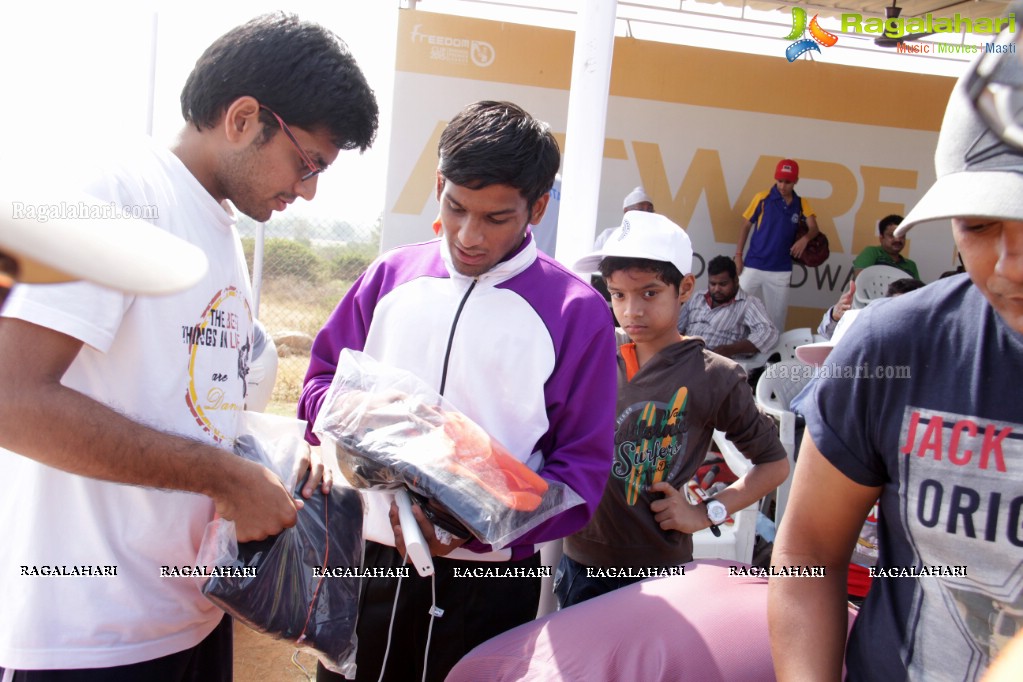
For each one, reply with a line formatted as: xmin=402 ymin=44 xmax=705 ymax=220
xmin=438 ymin=279 xmax=477 ymax=396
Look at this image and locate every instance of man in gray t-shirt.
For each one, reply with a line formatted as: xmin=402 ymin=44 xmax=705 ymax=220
xmin=769 ymin=48 xmax=1023 ymax=681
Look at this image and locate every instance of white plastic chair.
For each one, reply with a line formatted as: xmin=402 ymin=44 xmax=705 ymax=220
xmin=691 ymin=430 xmax=759 ymax=563
xmin=537 ymin=540 xmax=562 ymax=617
xmin=755 ymin=360 xmax=811 ymax=419
xmin=755 ymin=360 xmax=813 ymax=525
xmin=852 ymin=265 xmax=909 ymax=309
xmin=770 ymin=327 xmax=814 ymax=362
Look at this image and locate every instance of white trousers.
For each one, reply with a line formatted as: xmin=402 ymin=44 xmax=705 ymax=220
xmin=739 ymin=267 xmax=791 ymax=332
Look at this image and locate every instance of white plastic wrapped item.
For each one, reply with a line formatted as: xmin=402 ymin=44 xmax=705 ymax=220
xmin=313 ymin=349 xmax=584 ymax=550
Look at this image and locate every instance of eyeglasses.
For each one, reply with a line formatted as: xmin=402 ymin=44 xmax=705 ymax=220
xmin=259 ymin=105 xmax=322 ymax=182
xmin=965 ymin=4 xmax=1023 ymax=149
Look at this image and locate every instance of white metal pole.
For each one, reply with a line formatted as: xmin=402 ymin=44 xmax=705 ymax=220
xmin=554 ymin=1 xmax=618 ymax=268
xmin=253 ymin=222 xmax=265 ymax=317
xmin=145 ymin=11 xmax=158 ymax=136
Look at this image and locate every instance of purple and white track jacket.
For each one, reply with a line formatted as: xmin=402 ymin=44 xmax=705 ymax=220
xmin=299 ymin=234 xmax=617 ymax=560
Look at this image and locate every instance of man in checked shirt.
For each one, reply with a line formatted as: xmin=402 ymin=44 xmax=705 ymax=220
xmin=677 ymin=255 xmax=779 ymax=360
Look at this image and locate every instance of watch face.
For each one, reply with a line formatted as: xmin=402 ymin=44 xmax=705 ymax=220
xmin=707 ymin=500 xmax=728 ymax=524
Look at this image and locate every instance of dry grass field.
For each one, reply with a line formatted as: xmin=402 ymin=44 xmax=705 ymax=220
xmin=255 ymin=274 xmax=357 ymax=416
xmin=266 ymin=354 xmax=312 ymax=416
xmin=257 ymin=276 xmax=349 ymax=339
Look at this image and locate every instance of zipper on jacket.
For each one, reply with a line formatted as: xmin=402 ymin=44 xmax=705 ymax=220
xmin=438 ymin=278 xmax=478 ymax=396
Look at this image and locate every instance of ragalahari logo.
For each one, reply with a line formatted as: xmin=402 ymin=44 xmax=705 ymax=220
xmin=783 ymin=7 xmax=839 ymax=62
xmin=842 ymin=12 xmax=1015 ymax=55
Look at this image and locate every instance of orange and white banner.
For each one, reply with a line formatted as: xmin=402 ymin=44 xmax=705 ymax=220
xmin=383 ymin=9 xmax=956 ymax=326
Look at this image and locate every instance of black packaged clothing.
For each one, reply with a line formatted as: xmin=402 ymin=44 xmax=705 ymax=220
xmin=203 ymin=436 xmax=364 ymax=672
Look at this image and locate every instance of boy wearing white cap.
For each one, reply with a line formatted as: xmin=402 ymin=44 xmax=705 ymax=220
xmin=558 ymin=211 xmax=789 ymax=607
xmin=769 ymin=48 xmax=1023 ymax=681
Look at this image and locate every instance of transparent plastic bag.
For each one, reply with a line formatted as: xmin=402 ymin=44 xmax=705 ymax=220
xmin=312 ymin=349 xmax=584 ymax=550
xmin=197 ymin=411 xmax=364 ymax=677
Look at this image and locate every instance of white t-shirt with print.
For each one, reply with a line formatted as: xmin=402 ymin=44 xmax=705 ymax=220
xmin=0 ymin=138 xmax=253 ymax=669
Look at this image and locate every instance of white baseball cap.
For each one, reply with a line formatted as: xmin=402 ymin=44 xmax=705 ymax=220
xmin=0 ymin=192 xmax=208 ymax=294
xmin=795 ymin=308 xmax=861 ymax=366
xmin=573 ymin=211 xmax=693 ymax=276
xmin=622 ymin=186 xmax=652 ymax=210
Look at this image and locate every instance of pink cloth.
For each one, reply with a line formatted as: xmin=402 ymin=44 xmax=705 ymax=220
xmin=446 ymin=560 xmax=857 ymax=682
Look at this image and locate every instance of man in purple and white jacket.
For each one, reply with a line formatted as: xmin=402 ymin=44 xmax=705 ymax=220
xmin=299 ymin=101 xmax=617 ymax=682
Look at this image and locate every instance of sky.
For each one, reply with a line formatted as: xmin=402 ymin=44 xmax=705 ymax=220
xmin=0 ymin=1 xmax=978 ymax=230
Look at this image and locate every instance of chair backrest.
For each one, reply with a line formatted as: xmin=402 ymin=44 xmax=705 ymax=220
xmin=245 ymin=320 xmax=278 ymax=412
xmin=756 ymin=360 xmax=812 ymax=418
xmin=773 ymin=412 xmax=798 ymax=526
xmin=691 ymin=431 xmax=758 ymax=563
xmin=536 ymin=540 xmax=563 ymax=617
xmin=755 ymin=362 xmax=810 ymax=529
xmin=770 ymin=328 xmax=814 ymax=362
xmin=852 ymin=265 xmax=907 ymax=309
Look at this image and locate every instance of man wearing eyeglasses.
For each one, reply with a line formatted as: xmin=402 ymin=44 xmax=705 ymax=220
xmin=0 ymin=13 xmax=377 ymax=681
xmin=768 ymin=25 xmax=1023 ymax=682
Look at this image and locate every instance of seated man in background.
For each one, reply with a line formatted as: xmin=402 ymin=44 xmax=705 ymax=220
xmin=886 ymin=277 xmax=926 ymax=297
xmin=852 ymin=214 xmax=920 ymax=278
xmin=817 ymin=276 xmax=925 ymax=339
xmin=678 ymin=255 xmax=778 ymax=358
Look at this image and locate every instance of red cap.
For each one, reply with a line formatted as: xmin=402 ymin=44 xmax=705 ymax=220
xmin=775 ymin=159 xmax=799 ymax=182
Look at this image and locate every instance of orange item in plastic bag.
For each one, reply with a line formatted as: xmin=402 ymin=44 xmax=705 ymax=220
xmin=416 ymin=412 xmax=548 ymax=512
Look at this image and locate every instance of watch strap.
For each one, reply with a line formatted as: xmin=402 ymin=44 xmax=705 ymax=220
xmin=701 ymin=498 xmax=723 ymax=537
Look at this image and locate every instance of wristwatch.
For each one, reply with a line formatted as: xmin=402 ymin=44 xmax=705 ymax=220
xmin=703 ymin=498 xmax=727 ymax=537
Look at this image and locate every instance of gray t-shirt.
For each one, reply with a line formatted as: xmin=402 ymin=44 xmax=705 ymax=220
xmin=795 ymin=274 xmax=1023 ymax=681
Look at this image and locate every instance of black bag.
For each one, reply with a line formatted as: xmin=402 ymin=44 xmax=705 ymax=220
xmin=202 ymin=435 xmax=364 ymax=675
xmin=792 ymin=199 xmax=829 ymax=268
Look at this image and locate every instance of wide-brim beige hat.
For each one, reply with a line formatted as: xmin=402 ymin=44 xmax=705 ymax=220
xmin=1 ymin=192 xmax=207 ymax=294
xmin=896 ymin=51 xmax=1023 ymax=237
